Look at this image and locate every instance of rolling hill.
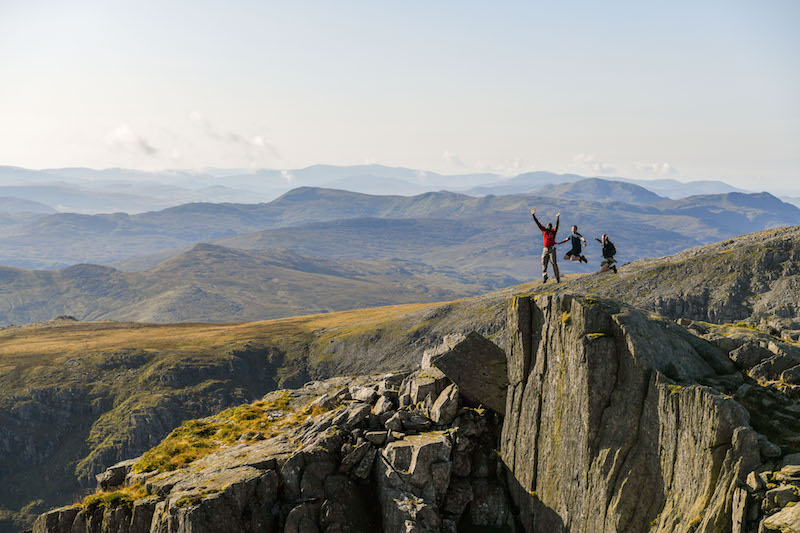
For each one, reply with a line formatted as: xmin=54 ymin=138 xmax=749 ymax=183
xmin=1 ymin=187 xmax=798 ymax=273
xmin=3 ymin=226 xmax=800 ymax=532
xmin=531 ymin=177 xmax=664 ymax=203
xmin=465 ymin=171 xmax=749 ymax=198
xmin=0 ymin=244 xmax=516 ymax=325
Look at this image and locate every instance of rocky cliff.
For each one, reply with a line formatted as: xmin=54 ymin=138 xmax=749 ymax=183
xmin=0 ymin=291 xmax=510 ymax=533
xmin=30 ymin=293 xmax=800 ymax=532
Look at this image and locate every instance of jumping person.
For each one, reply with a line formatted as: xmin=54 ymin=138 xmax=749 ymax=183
xmin=595 ymin=234 xmax=618 ymax=273
xmin=559 ymin=226 xmax=588 ymax=263
xmin=531 ymin=208 xmax=560 ymax=283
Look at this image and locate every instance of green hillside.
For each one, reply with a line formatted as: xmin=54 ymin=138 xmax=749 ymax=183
xmin=0 ymin=244 xmax=515 ymax=326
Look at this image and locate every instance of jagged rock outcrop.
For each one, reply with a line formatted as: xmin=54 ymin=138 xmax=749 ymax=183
xmin=428 ymin=332 xmax=508 ymax=414
xmin=29 ymin=291 xmax=800 ymax=532
xmin=501 ymin=293 xmax=796 ymax=533
xmin=32 ymin=368 xmax=508 ymax=533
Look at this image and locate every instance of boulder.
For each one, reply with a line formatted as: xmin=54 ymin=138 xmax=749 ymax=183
xmin=398 ymin=410 xmax=434 ymax=432
xmin=31 ymin=505 xmax=80 ymax=533
xmin=422 ymin=333 xmax=467 ymax=368
xmin=332 ymin=402 xmax=372 ymax=430
xmin=365 ymin=430 xmax=388 ymax=446
xmin=774 ymin=465 xmax=800 ymax=483
xmin=781 ymin=453 xmax=800 ymax=468
xmin=431 ymin=331 xmax=508 ymax=414
xmin=352 ymin=446 xmax=377 ymax=479
xmin=384 ymin=412 xmax=403 ymax=432
xmin=782 ymin=329 xmax=800 ymax=342
xmin=285 ymin=502 xmax=321 ymax=533
xmin=339 ymin=442 xmax=370 ymax=474
xmin=404 ymin=367 xmax=450 ymax=406
xmin=762 ymin=485 xmax=800 ymax=512
xmin=351 ymin=386 xmax=379 ymax=404
xmin=430 ymin=384 xmax=460 ymax=426
xmin=379 ymin=432 xmax=453 ymax=502
xmin=729 ymin=342 xmax=773 ymax=369
xmin=95 ymin=457 xmax=140 ymax=490
xmin=759 ymin=436 xmax=783 ymax=459
xmin=763 ymin=502 xmax=800 ymax=532
xmin=372 ymin=395 xmax=394 ymax=416
xmin=782 ymin=364 xmax=800 ymax=384
xmin=750 ymin=354 xmax=800 ymax=381
xmin=379 ymin=488 xmax=442 ymax=533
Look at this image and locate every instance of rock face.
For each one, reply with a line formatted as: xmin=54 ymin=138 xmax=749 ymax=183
xmin=32 ymin=372 xmax=508 ymax=533
xmin=30 ymin=291 xmax=800 ymax=533
xmin=502 ymin=293 xmax=765 ymax=533
xmin=430 ymin=332 xmax=508 ymax=414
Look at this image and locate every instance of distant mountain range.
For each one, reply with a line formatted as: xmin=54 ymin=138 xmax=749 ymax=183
xmin=0 ymin=185 xmax=798 ymax=274
xmin=530 ymin=178 xmax=665 ymax=204
xmin=0 ymin=164 xmax=778 ymax=215
xmin=0 ymin=196 xmax=56 ymax=214
xmin=464 ymin=170 xmax=748 ymax=198
xmin=0 ymin=165 xmax=798 ymax=325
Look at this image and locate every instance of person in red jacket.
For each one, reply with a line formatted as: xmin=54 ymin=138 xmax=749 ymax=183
xmin=531 ymin=208 xmax=560 ymax=283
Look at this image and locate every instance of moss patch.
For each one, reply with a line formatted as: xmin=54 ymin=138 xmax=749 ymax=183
xmin=134 ymin=391 xmax=296 ymax=474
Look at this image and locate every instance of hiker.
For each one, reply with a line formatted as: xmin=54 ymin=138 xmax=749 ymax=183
xmin=531 ymin=208 xmax=560 ymax=283
xmin=559 ymin=225 xmax=588 ymax=263
xmin=595 ymin=234 xmax=618 ymax=273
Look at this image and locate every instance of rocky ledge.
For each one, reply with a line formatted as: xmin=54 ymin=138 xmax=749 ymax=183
xmin=31 ymin=293 xmax=800 ymax=533
xmin=31 ymin=337 xmax=512 ymax=533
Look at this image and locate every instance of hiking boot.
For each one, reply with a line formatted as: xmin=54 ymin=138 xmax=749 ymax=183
xmin=556 ymin=278 xmax=561 ymax=283
xmin=542 ymin=274 xmax=548 ymax=283
xmin=581 ymin=256 xmax=588 ymax=263
xmin=611 ymin=265 xmax=618 ymax=274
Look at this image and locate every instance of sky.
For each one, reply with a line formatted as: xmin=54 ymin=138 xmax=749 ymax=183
xmin=0 ymin=1 xmax=798 ymax=188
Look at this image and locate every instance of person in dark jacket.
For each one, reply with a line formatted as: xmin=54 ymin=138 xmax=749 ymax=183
xmin=595 ymin=234 xmax=618 ymax=273
xmin=559 ymin=225 xmax=588 ymax=263
xmin=531 ymin=208 xmax=560 ymax=283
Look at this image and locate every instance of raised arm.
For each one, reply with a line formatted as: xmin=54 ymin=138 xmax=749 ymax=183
xmin=554 ymin=212 xmax=561 ymax=232
xmin=594 ymin=237 xmax=602 ymax=243
xmin=530 ymin=208 xmax=545 ymax=231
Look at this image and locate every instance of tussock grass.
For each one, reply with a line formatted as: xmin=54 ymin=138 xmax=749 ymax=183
xmin=134 ymin=391 xmax=302 ymax=474
xmin=82 ymin=484 xmax=147 ymax=510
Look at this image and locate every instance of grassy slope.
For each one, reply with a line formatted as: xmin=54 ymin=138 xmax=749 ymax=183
xmin=0 ymin=244 xmax=516 ymax=325
xmin=2 ymin=225 xmax=799 ymax=531
xmin=552 ymin=225 xmax=800 ymax=326
xmin=0 ymin=285 xmax=519 ymax=531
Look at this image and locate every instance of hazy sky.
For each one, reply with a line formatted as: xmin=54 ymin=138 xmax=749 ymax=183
xmin=0 ymin=1 xmax=797 ymax=187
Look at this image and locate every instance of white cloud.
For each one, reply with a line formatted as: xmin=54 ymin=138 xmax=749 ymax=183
xmin=442 ymin=150 xmax=466 ymax=169
xmin=189 ymin=111 xmax=280 ymax=161
xmin=280 ymin=169 xmax=294 ymax=184
xmin=105 ymin=124 xmax=158 ymax=156
xmin=569 ymin=153 xmax=615 ymax=175
xmin=635 ymin=161 xmax=677 ymax=176
xmin=486 ymin=156 xmax=536 ymax=176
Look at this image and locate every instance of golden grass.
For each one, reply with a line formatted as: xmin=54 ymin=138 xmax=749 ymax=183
xmin=133 ymin=391 xmax=311 ymax=474
xmin=0 ymin=301 xmax=439 ymax=365
xmin=82 ymin=483 xmax=148 ymax=510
